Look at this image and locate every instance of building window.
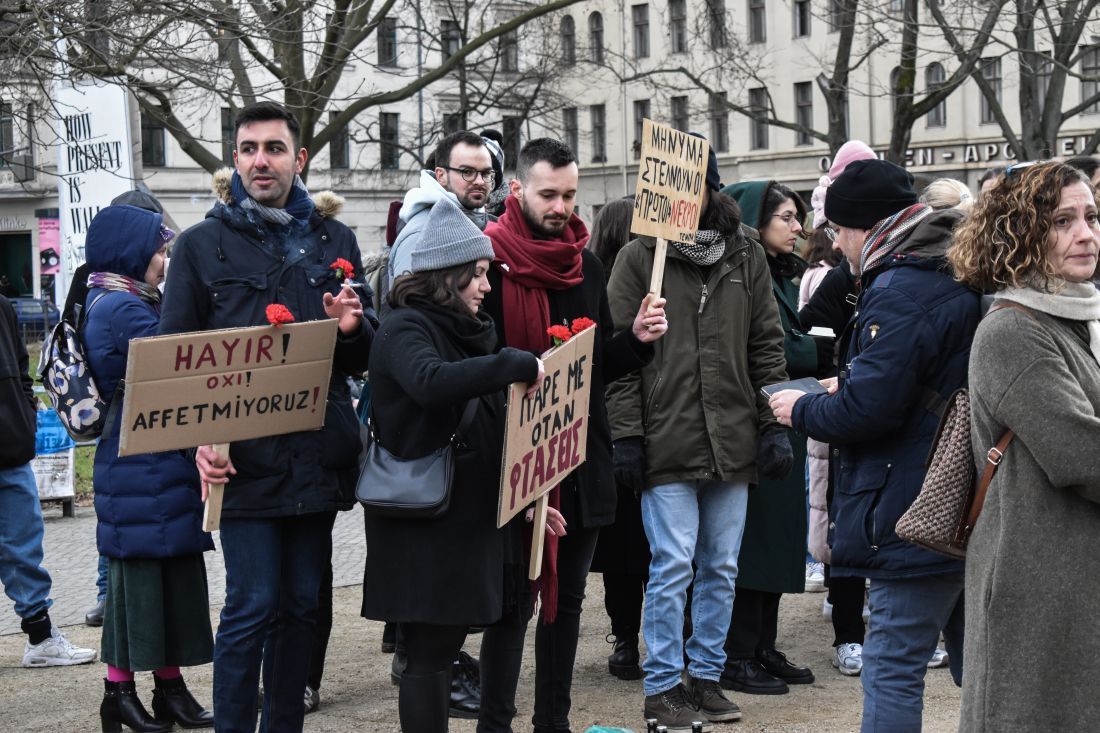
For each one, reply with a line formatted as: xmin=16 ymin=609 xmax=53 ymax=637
xmin=503 ymin=116 xmax=522 ymax=169
xmin=794 ymin=81 xmax=813 ymax=146
xmin=748 ymin=87 xmax=769 ymax=150
xmin=709 ymin=93 xmax=728 ymax=153
xmin=1082 ymin=45 xmax=1100 ymax=114
xmin=888 ymin=0 xmax=904 ymax=12
xmin=925 ymin=62 xmax=947 ymax=128
xmin=633 ymin=99 xmax=651 ymax=159
xmin=500 ymin=30 xmax=519 ymax=72
xmin=632 ymin=4 xmax=649 ymax=59
xmin=377 ymin=16 xmax=398 ymax=67
xmin=380 ymin=112 xmax=400 ymax=170
xmin=671 ymin=95 xmax=689 ymax=132
xmin=443 ymin=113 xmax=463 ymax=135
xmin=749 ymin=0 xmax=766 ymax=44
xmin=979 ymin=57 xmax=1001 ymax=124
xmin=441 ymin=20 xmax=461 ymax=61
xmin=794 ymin=0 xmax=811 ymax=38
xmin=563 ymin=107 xmax=579 ymax=155
xmin=0 ymin=102 xmax=13 ymax=163
xmin=329 ymin=111 xmax=349 ymax=170
xmin=707 ymin=0 xmax=727 ymax=49
xmin=670 ymin=0 xmax=687 ymax=54
xmin=560 ymin=16 xmax=576 ymax=65
xmin=1031 ymin=52 xmax=1053 ymax=117
xmin=588 ymin=12 xmax=605 ymax=64
xmin=221 ymin=107 xmax=235 ymax=165
xmin=140 ymin=112 xmax=165 ymax=167
xmin=829 ymin=0 xmax=844 ymax=32
xmin=591 ymin=104 xmax=607 ymax=162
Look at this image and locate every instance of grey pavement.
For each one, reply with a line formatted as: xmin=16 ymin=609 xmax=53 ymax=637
xmin=1 ymin=501 xmax=366 ymax=635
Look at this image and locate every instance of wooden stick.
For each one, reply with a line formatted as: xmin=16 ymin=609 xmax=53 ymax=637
xmin=202 ymin=443 xmax=230 ymax=532
xmin=649 ymin=237 xmax=668 ymax=297
xmin=528 ymin=494 xmax=550 ymax=580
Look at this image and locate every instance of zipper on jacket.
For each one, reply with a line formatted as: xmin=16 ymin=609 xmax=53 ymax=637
xmin=698 ymin=284 xmax=709 ymax=314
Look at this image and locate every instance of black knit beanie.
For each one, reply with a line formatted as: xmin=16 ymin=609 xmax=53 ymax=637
xmin=689 ymin=132 xmax=722 ymax=191
xmin=824 ymin=159 xmax=918 ymax=229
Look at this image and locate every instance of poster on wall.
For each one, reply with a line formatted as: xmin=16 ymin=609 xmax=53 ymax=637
xmin=38 ymin=217 xmax=59 ymax=302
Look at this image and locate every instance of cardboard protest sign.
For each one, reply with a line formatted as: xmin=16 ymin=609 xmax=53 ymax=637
xmin=631 ymin=118 xmax=710 ymax=245
xmin=497 ymin=325 xmax=596 ymax=530
xmin=118 ymin=320 xmax=338 ymax=457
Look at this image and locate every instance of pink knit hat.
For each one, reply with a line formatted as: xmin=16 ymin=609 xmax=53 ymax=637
xmin=811 ymin=140 xmax=878 ymax=228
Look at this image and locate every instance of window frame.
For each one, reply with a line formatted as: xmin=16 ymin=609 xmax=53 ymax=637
xmin=590 ymin=104 xmax=607 ymax=163
xmin=380 ymin=112 xmax=400 ymax=170
xmin=632 ymin=4 xmax=650 ymax=59
xmin=794 ymin=81 xmax=813 ymax=146
xmin=925 ymin=62 xmax=947 ymax=128
xmin=748 ymin=87 xmax=769 ymax=150
xmin=670 ymin=0 xmax=688 ymax=54
xmin=377 ymin=16 xmax=398 ymax=67
xmin=979 ymin=56 xmax=1002 ymax=125
xmin=140 ymin=112 xmax=166 ymax=168
xmin=748 ymin=0 xmax=766 ymax=44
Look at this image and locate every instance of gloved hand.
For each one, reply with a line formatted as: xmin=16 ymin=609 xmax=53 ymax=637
xmin=612 ymin=437 xmax=647 ymax=494
xmin=756 ymin=426 xmax=794 ymax=481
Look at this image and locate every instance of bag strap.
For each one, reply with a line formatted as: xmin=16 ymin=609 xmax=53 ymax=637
xmin=956 ymin=428 xmax=1014 ymax=544
xmin=369 ymin=396 xmax=479 ymax=447
xmin=102 ymin=381 xmax=125 ymax=435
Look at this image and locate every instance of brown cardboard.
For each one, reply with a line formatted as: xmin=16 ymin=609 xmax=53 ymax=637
xmin=497 ymin=324 xmax=595 ymax=528
xmin=118 ymin=320 xmax=338 ymax=456
xmin=631 ymin=118 xmax=710 ymax=244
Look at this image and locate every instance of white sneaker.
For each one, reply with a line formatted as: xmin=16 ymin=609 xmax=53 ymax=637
xmin=805 ymin=562 xmax=826 ymax=592
xmin=822 ymin=597 xmax=833 ymax=620
xmin=832 ymin=642 xmax=863 ymax=676
xmin=928 ymin=647 xmax=949 ymax=668
xmin=22 ymin=628 xmax=97 ymax=667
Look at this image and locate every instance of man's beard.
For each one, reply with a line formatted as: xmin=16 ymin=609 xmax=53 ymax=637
xmin=520 ymin=198 xmax=569 ymax=239
xmin=456 ymin=188 xmax=487 ymax=210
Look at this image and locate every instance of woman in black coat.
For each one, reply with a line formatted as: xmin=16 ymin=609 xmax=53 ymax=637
xmin=361 ymin=197 xmax=559 ymax=732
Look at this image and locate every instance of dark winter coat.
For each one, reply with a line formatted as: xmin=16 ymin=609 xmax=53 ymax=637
xmin=0 ymin=294 xmax=36 ymax=468
xmin=361 ymin=301 xmax=539 ymax=625
xmin=83 ymin=205 xmax=212 ymax=559
xmin=159 ymin=170 xmax=375 ymax=519
xmin=792 ymin=209 xmax=980 ymax=579
xmin=481 ymin=249 xmax=653 ymax=530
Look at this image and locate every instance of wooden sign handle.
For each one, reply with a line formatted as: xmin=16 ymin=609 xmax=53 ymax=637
xmin=202 ymin=443 xmax=230 ymax=532
xmin=649 ymin=237 xmax=668 ymax=298
xmin=528 ymin=494 xmax=550 ymax=580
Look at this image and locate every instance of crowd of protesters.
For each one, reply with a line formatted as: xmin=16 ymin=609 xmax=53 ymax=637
xmin=3 ymin=100 xmax=1098 ymax=733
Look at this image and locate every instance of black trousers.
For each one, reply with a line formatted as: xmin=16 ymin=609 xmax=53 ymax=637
xmin=601 ymin=571 xmax=646 ymax=637
xmin=306 ymin=558 xmax=334 ymax=690
xmin=725 ymin=588 xmax=781 ymax=660
xmin=532 ymin=525 xmax=600 ymax=732
xmin=828 ymin=573 xmax=867 ymax=647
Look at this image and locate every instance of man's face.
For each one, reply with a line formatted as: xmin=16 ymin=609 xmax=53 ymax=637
xmin=834 ymin=224 xmax=869 ymax=274
xmin=234 ymin=119 xmax=307 ymax=209
xmin=510 ymin=161 xmax=579 ymax=239
xmin=435 ymin=142 xmax=494 ymax=210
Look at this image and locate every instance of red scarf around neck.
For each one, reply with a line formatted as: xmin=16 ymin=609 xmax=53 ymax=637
xmin=484 ymin=194 xmax=589 ymax=623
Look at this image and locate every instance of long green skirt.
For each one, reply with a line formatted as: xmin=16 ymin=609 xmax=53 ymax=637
xmin=101 ymin=553 xmax=214 ymax=671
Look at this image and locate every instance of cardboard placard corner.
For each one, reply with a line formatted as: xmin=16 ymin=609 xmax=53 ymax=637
xmin=630 ymin=118 xmax=710 ymax=245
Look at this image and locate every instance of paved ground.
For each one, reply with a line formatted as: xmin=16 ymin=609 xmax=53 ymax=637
xmin=0 ymin=504 xmax=962 ymax=731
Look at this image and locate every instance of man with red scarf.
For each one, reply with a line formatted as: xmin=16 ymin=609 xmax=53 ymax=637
xmin=482 ymin=138 xmax=667 ymax=733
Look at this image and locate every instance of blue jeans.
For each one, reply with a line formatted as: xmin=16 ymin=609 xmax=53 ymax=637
xmin=861 ymin=572 xmax=965 ymax=733
xmin=213 ymin=512 xmax=335 ymax=733
xmin=0 ymin=463 xmax=53 ymax=620
xmin=640 ymin=480 xmax=749 ymax=696
xmin=96 ymin=554 xmax=108 ymax=603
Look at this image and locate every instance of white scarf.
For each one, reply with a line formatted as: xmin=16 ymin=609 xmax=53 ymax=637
xmin=997 ymin=281 xmax=1100 ymax=365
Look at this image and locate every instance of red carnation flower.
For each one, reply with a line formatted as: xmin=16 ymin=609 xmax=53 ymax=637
xmin=266 ymin=303 xmax=295 ymax=327
xmin=330 ymin=258 xmax=355 ymax=280
xmin=570 ymin=317 xmax=596 ymax=334
xmin=547 ymin=324 xmax=573 ymax=346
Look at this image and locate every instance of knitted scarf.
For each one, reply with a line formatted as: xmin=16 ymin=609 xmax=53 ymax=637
xmin=484 ymin=194 xmax=589 ymax=624
xmin=87 ymin=272 xmax=162 ymax=309
xmin=230 ymin=170 xmax=315 ymax=227
xmin=997 ymin=282 xmax=1100 ymax=365
xmin=672 ymin=229 xmax=726 ymax=266
xmin=859 ymin=203 xmax=934 ymax=276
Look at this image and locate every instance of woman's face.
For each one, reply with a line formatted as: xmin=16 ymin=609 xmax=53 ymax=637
xmin=762 ymin=197 xmax=803 ymax=256
xmin=143 ymin=246 xmax=167 ymax=288
xmin=459 ymin=259 xmax=492 ymax=315
xmin=1046 ymin=181 xmax=1100 ymax=283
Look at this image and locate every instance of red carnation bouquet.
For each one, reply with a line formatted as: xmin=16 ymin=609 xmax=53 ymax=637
xmin=570 ymin=317 xmax=596 ymax=334
xmin=547 ymin=316 xmax=597 ymax=348
xmin=330 ymin=258 xmax=355 ymax=280
xmin=266 ymin=303 xmax=295 ymax=327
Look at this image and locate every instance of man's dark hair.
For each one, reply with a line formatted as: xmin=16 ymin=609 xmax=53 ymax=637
xmin=1065 ymin=156 xmax=1100 ymax=179
xmin=234 ymin=102 xmax=302 ymax=150
xmin=978 ymin=166 xmax=1007 ymax=187
xmin=517 ymin=138 xmax=576 ymax=182
xmin=432 ymin=131 xmax=486 ymax=169
xmin=699 ymin=190 xmax=742 ymax=236
xmin=388 ymin=261 xmax=479 ymax=319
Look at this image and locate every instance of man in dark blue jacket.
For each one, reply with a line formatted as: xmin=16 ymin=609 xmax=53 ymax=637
xmin=768 ymin=160 xmax=980 ymax=733
xmin=160 ymin=102 xmax=374 ymax=733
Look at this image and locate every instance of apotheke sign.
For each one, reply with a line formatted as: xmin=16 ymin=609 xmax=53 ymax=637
xmin=818 ymin=134 xmax=1098 ymax=172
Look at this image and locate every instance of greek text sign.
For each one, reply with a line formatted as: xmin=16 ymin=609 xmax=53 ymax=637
xmin=497 ymin=325 xmax=595 ymax=528
xmin=631 ymin=119 xmax=710 ymax=244
xmin=118 ymin=320 xmax=337 ymax=456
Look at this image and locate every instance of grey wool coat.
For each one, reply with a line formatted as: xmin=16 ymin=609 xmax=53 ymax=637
xmin=960 ymin=305 xmax=1100 ymax=732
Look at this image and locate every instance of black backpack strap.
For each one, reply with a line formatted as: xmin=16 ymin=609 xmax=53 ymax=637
xmin=102 ymin=381 xmax=124 ymax=435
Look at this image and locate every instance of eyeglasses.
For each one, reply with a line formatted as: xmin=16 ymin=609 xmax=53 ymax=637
xmin=823 ymin=225 xmax=838 ymax=243
xmin=442 ymin=166 xmax=496 ymax=185
xmin=1004 ymin=160 xmax=1041 ymax=178
xmin=770 ymin=212 xmax=802 ymax=228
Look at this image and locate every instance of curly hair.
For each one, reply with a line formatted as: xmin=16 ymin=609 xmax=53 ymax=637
xmin=949 ymin=162 xmax=1097 ymax=292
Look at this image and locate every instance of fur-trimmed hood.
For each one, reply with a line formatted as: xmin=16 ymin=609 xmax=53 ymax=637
xmin=211 ymin=167 xmax=345 ymax=218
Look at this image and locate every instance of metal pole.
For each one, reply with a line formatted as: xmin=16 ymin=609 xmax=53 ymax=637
xmin=416 ymin=0 xmax=424 ymax=163
xmin=620 ymin=0 xmax=629 ymax=195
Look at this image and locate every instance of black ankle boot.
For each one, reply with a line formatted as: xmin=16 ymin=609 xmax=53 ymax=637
xmin=100 ymin=679 xmax=172 ymax=733
xmin=607 ymin=633 xmax=641 ymax=680
xmin=152 ymin=674 xmax=214 ymax=729
xmin=399 ymin=670 xmax=451 ymax=732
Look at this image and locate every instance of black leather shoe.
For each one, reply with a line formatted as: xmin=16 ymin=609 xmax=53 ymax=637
xmin=100 ymin=679 xmax=172 ymax=733
xmin=85 ymin=599 xmax=105 ymax=627
xmin=719 ymin=658 xmax=789 ymax=695
xmin=151 ymin=675 xmax=214 ymax=728
xmin=449 ymin=651 xmax=480 ymax=719
xmin=757 ymin=647 xmax=815 ymax=684
xmin=607 ymin=634 xmax=641 ymax=680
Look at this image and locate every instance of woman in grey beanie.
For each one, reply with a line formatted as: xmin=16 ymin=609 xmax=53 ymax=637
xmin=362 ymin=196 xmax=564 ymax=732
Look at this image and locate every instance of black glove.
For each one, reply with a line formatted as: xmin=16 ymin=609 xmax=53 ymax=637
xmin=756 ymin=426 xmax=794 ymax=481
xmin=612 ymin=437 xmax=647 ymax=493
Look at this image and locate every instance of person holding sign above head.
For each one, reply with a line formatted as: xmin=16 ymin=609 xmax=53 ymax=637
xmin=81 ymin=204 xmax=214 ymax=733
xmin=482 ymin=138 xmax=667 ymax=733
xmin=361 ymin=194 xmax=562 ymax=732
xmin=159 ymin=102 xmax=375 ymax=733
xmin=606 ymin=134 xmax=792 ymax=731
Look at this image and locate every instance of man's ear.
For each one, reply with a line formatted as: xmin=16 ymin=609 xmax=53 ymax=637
xmin=509 ymin=178 xmax=523 ymax=199
xmin=295 ymin=147 xmax=308 ymax=174
xmin=434 ymin=167 xmax=448 ymax=187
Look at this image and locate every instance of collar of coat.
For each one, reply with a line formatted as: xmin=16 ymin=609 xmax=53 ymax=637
xmin=212 ymin=167 xmax=345 ymax=219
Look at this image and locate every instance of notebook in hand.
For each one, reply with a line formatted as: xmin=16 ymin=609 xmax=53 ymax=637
xmin=760 ymin=377 xmax=829 ymax=400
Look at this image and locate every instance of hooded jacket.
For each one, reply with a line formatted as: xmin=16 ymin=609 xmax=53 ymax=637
xmin=159 ymin=170 xmax=375 ymax=519
xmin=83 ymin=205 xmax=213 ymax=559
xmin=0 ymin=294 xmax=36 ymax=468
xmin=792 ymin=208 xmax=980 ymax=578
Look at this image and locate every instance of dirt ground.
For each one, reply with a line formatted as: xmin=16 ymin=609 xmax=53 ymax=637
xmin=0 ymin=581 xmax=961 ymax=732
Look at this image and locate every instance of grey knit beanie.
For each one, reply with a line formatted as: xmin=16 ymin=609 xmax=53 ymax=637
xmin=408 ymin=195 xmax=495 ymax=273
